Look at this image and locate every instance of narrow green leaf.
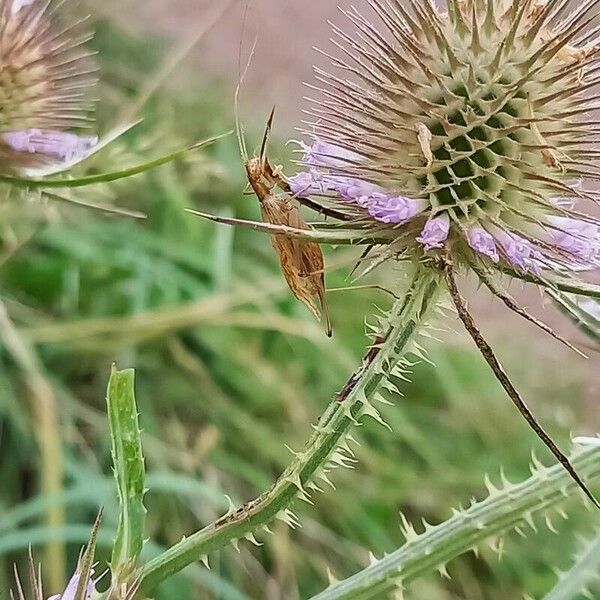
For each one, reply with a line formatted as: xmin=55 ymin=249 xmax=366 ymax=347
xmin=185 ymin=208 xmax=390 ymax=245
xmin=107 ymin=367 xmax=146 ymax=578
xmin=548 ymin=289 xmax=600 ymax=343
xmin=0 ymin=133 xmax=227 ymax=189
xmin=500 ymin=267 xmax=600 ymax=300
xmin=41 ymin=191 xmax=147 ymax=219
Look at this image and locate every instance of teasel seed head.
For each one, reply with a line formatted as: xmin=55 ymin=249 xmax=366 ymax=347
xmin=0 ymin=0 xmax=98 ymax=171
xmin=291 ymin=0 xmax=600 ymax=276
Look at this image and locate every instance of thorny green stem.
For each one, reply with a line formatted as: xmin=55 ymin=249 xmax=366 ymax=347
xmin=310 ymin=446 xmax=600 ymax=600
xmin=138 ymin=265 xmax=442 ymax=595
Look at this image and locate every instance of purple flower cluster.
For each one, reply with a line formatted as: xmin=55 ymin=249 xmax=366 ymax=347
xmin=289 ymin=140 xmax=600 ymax=273
xmin=289 ymin=141 xmax=430 ymax=226
xmin=2 ymin=129 xmax=98 ymax=162
xmin=547 ymin=216 xmax=599 ymax=266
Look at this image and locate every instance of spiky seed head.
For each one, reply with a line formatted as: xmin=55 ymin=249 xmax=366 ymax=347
xmin=291 ymin=0 xmax=600 ymax=274
xmin=0 ymin=0 xmax=98 ymax=170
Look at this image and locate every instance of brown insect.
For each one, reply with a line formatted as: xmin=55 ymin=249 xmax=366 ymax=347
xmin=241 ymin=109 xmax=332 ymax=337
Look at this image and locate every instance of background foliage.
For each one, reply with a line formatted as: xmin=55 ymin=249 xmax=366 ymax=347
xmin=0 ymin=9 xmax=598 ymax=600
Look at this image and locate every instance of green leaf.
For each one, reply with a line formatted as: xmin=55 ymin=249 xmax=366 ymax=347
xmin=41 ymin=191 xmax=147 ymax=219
xmin=0 ymin=134 xmax=227 ymax=189
xmin=500 ymin=267 xmax=600 ymax=300
xmin=185 ymin=208 xmax=391 ymax=245
xmin=107 ymin=367 xmax=147 ymax=579
xmin=548 ymin=289 xmax=600 ymax=343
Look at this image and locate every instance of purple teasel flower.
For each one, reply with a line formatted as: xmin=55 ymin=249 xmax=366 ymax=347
xmin=546 ymin=216 xmax=600 ymax=266
xmin=288 ymin=168 xmax=330 ymax=197
xmin=2 ymin=129 xmax=98 ymax=163
xmin=218 ymin=0 xmax=600 ymax=507
xmin=289 ymin=140 xmax=599 ymax=277
xmin=366 ymin=193 xmax=429 ymax=224
xmin=301 ymin=140 xmax=362 ymax=169
xmin=334 ymin=178 xmax=388 ymax=207
xmin=417 ymin=213 xmax=451 ymax=250
xmin=0 ymin=1 xmax=96 ymax=174
xmin=492 ymin=229 xmax=543 ymax=274
xmin=467 ymin=226 xmax=500 ymax=262
xmin=47 ymin=571 xmax=96 ymax=600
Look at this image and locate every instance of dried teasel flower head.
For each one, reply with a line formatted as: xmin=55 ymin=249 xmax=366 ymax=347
xmin=290 ymin=0 xmax=600 ymax=276
xmin=0 ymin=0 xmax=98 ymax=171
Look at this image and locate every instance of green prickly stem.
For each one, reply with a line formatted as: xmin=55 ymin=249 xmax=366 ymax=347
xmin=309 ymin=447 xmax=600 ymax=600
xmin=138 ymin=264 xmax=443 ymax=595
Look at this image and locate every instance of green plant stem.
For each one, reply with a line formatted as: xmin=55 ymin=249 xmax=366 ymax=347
xmin=138 ymin=265 xmax=442 ymax=595
xmin=309 ymin=447 xmax=600 ymax=600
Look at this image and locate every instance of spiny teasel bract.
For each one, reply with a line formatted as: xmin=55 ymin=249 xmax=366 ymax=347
xmin=289 ymin=0 xmax=600 ymax=276
xmin=0 ymin=0 xmax=98 ymax=170
xmin=11 ymin=511 xmax=101 ymax=600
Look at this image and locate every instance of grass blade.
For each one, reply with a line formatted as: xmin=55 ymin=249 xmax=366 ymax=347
xmin=547 ymin=290 xmax=600 ymax=343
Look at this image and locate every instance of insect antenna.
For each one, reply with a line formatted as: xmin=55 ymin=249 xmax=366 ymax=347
xmin=235 ymin=1 xmax=257 ymax=162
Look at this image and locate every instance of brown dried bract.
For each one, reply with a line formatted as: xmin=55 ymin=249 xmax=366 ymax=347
xmin=244 ymin=114 xmax=332 ymax=337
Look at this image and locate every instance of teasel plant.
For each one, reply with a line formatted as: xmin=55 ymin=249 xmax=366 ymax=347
xmin=9 ymin=0 xmax=600 ymax=598
xmin=173 ymin=0 xmax=600 ymax=593
xmin=0 ymin=0 xmax=220 ymax=212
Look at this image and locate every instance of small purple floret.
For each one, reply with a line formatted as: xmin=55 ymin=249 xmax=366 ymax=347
xmin=47 ymin=571 xmax=95 ymax=600
xmin=288 ymin=169 xmax=328 ymax=196
xmin=468 ymin=226 xmax=500 ymax=262
xmin=333 ymin=178 xmax=386 ymax=207
xmin=494 ymin=230 xmax=542 ymax=273
xmin=367 ymin=193 xmax=427 ymax=224
xmin=2 ymin=129 xmax=98 ymax=162
xmin=417 ymin=213 xmax=450 ymax=250
xmin=302 ymin=140 xmax=360 ymax=169
xmin=548 ymin=216 xmax=599 ymax=265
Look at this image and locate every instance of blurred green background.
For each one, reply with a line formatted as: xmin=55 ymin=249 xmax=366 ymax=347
xmin=0 ymin=4 xmax=598 ymax=599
